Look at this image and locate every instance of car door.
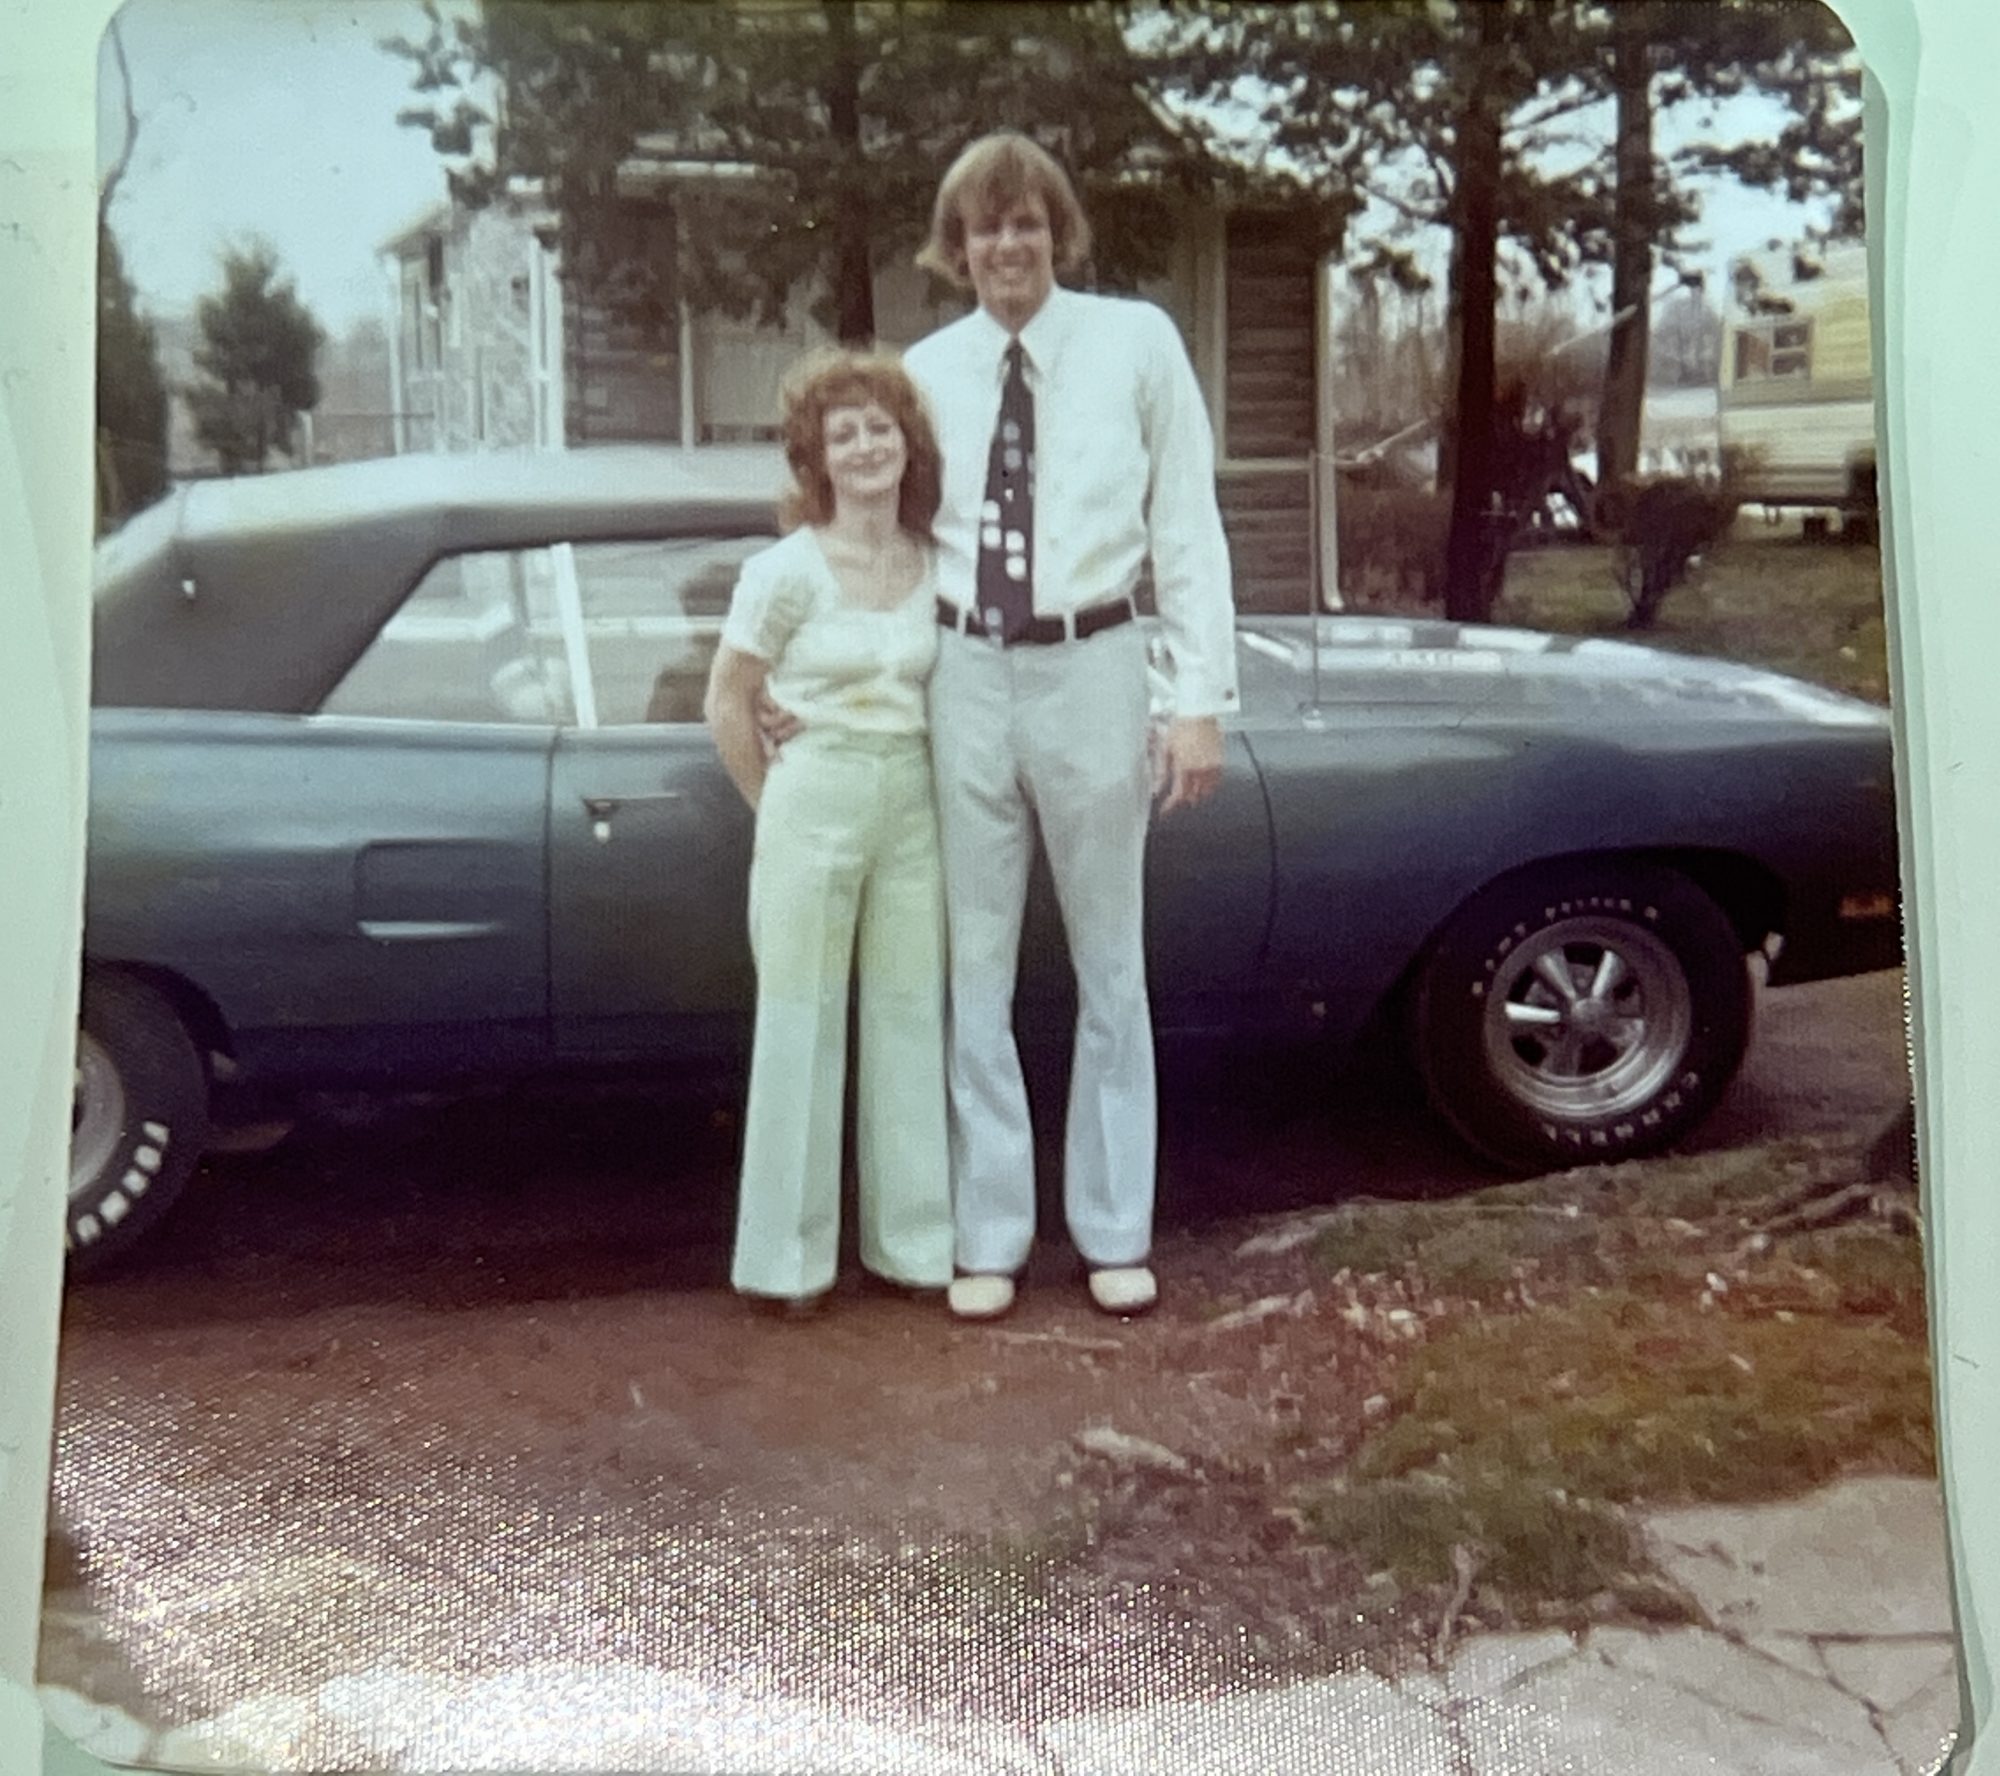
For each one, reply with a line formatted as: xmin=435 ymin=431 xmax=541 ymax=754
xmin=94 ymin=547 xmax=567 ymax=1083
xmin=544 ymin=535 xmax=772 ymax=1059
xmin=1012 ymin=623 xmax=1274 ymax=1028
xmin=1008 ymin=730 xmax=1274 ymax=1032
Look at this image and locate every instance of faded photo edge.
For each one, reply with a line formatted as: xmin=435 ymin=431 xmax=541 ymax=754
xmin=3 ymin=0 xmax=1995 ymax=1773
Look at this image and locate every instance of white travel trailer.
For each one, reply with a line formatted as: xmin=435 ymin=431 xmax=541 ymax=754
xmin=1717 ymin=240 xmax=1876 ymax=512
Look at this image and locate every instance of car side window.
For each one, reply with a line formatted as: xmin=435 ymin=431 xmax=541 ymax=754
xmin=321 ymin=550 xmax=576 ymax=724
xmin=566 ymin=537 xmax=771 ymax=725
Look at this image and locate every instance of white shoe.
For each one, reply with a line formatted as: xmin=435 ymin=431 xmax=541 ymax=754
xmin=947 ymin=1274 xmax=1017 ymax=1320
xmin=1087 ymin=1265 xmax=1158 ymax=1317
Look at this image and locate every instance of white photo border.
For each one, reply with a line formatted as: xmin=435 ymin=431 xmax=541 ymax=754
xmin=2 ymin=0 xmax=1993 ymax=1771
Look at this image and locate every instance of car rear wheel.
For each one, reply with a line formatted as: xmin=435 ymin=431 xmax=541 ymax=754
xmin=70 ymin=974 xmax=209 ymax=1273
xmin=1412 ymin=861 xmax=1752 ymax=1172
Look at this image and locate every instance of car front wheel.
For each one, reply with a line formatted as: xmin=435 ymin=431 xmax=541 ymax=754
xmin=70 ymin=973 xmax=209 ymax=1273
xmin=1412 ymin=862 xmax=1753 ymax=1173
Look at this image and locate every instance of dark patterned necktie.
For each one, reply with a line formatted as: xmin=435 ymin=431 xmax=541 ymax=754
xmin=976 ymin=339 xmax=1034 ymax=640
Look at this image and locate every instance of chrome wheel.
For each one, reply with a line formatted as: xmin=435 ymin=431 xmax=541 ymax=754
xmin=69 ymin=974 xmax=211 ymax=1274
xmin=1483 ymin=916 xmax=1693 ymax=1121
xmin=71 ymin=1032 xmax=128 ymax=1203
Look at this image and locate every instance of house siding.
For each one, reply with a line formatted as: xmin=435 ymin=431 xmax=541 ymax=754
xmin=1218 ymin=210 xmax=1321 ymax=612
xmin=388 ymin=192 xmax=1327 ymax=608
xmin=391 ymin=200 xmax=570 ymax=452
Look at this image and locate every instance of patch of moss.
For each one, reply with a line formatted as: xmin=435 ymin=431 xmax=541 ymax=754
xmin=1305 ymin=1469 xmax=1659 ymax=1610
xmin=1349 ymin=1290 xmax=1933 ymax=1508
xmin=1296 ymin=1285 xmax=1929 ymax=1616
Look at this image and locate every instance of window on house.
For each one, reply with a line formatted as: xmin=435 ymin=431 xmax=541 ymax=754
xmin=403 ymin=268 xmax=430 ymax=372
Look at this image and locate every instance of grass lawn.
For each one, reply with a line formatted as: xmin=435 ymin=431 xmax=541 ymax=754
xmin=1294 ymin=1139 xmax=1932 ymax=1629
xmin=1490 ymin=517 xmax=1892 ymax=705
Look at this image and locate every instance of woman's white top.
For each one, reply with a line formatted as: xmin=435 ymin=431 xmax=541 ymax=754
xmin=721 ymin=526 xmax=938 ymax=736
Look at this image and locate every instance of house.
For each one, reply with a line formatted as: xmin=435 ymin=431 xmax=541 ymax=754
xmin=1717 ymin=239 xmax=1875 ymax=512
xmin=380 ymin=168 xmax=1337 ymax=613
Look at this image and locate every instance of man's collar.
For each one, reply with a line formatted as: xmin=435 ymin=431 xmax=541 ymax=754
xmin=968 ymin=285 xmax=1071 ymax=376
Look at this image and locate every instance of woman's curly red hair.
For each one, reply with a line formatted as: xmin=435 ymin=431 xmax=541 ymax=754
xmin=777 ymin=349 xmax=943 ymax=539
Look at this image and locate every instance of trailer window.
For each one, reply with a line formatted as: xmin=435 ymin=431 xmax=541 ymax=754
xmin=1735 ymin=320 xmax=1812 ymax=383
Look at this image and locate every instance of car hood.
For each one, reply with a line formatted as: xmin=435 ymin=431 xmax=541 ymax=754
xmin=1229 ymin=615 xmax=1890 ymax=732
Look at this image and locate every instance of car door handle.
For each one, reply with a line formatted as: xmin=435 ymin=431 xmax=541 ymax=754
xmin=580 ymin=791 xmax=687 ymax=818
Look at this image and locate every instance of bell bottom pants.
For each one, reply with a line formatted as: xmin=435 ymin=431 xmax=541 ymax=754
xmin=929 ymin=620 xmax=1157 ymax=1277
xmin=730 ymin=729 xmax=955 ymax=1302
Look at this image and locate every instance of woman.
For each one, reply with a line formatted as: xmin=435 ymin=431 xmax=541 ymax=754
xmin=705 ymin=350 xmax=954 ymax=1312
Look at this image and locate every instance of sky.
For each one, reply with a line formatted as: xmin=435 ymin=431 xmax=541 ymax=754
xmin=97 ymin=0 xmax=1841 ymax=339
xmin=98 ymin=0 xmax=450 ymax=335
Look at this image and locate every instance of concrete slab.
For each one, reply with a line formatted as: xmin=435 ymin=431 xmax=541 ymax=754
xmin=1645 ymin=1478 xmax=1952 ymax=1639
xmin=1745 ymin=1630 xmax=1832 ymax=1681
xmin=1443 ymin=1629 xmax=1583 ymax=1697
xmin=1593 ymin=1627 xmax=1883 ymax=1755
xmin=1043 ymin=1673 xmax=1463 ymax=1776
xmin=1820 ymin=1638 xmax=1960 ymax=1717
xmin=1878 ymin=1665 xmax=1963 ymax=1776
xmin=1462 ymin=1638 xmax=1895 ymax=1776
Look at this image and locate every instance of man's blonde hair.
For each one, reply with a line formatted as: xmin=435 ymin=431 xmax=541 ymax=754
xmin=915 ymin=131 xmax=1093 ymax=289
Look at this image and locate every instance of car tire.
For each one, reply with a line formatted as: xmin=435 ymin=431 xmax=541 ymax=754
xmin=1412 ymin=861 xmax=1752 ymax=1173
xmin=70 ymin=973 xmax=209 ymax=1273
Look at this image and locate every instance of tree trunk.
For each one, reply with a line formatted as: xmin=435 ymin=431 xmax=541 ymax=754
xmin=1595 ymin=6 xmax=1653 ymax=501
xmin=1436 ymin=264 xmax=1463 ymax=497
xmin=826 ymin=1 xmax=875 ymax=345
xmin=1441 ymin=15 xmax=1504 ymax=624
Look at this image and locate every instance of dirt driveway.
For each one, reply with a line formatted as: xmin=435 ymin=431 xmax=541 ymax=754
xmin=41 ymin=973 xmax=1913 ymax=1760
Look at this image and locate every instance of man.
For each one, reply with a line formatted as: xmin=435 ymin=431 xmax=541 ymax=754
xmin=905 ymin=132 xmax=1238 ymax=1321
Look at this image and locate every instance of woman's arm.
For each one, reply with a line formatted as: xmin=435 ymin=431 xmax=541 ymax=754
xmin=705 ymin=642 xmax=776 ymax=810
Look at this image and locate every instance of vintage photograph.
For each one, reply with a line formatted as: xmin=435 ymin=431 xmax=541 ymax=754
xmin=43 ymin=1 xmax=1952 ymax=1770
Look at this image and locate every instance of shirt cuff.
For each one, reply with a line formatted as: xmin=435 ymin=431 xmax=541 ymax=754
xmin=1164 ymin=675 xmax=1240 ymax=722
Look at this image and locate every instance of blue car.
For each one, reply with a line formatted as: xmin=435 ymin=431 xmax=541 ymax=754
xmin=74 ymin=448 xmax=1903 ymax=1271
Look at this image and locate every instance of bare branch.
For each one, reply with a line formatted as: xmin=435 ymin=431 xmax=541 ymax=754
xmin=1362 ymin=177 xmax=1439 ymax=225
xmin=1415 ymin=132 xmax=1457 ymax=203
xmin=1503 ymin=89 xmax=1605 ymax=140
xmin=99 ymin=15 xmax=139 ymax=226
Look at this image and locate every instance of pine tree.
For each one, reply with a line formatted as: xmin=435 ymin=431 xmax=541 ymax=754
xmin=1162 ymin=0 xmax=1610 ymax=618
xmin=96 ymin=221 xmax=170 ymax=528
xmin=186 ymin=242 xmax=326 ymax=475
xmin=1165 ymin=1 xmax=1860 ymax=614
xmin=385 ymin=0 xmax=1301 ymax=348
xmin=1584 ymin=0 xmax=1859 ymax=500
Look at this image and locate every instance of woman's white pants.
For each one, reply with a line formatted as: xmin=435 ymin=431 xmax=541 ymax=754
xmin=731 ymin=730 xmax=954 ymax=1301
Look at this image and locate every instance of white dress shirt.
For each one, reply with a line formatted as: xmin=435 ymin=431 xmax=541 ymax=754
xmin=903 ymin=286 xmax=1240 ymax=720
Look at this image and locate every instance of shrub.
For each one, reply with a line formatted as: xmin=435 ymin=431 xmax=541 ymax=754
xmin=1336 ymin=481 xmax=1450 ymax=608
xmin=1597 ymin=476 xmax=1740 ymax=629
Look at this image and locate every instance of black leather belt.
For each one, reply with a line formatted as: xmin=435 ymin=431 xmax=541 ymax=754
xmin=936 ymin=597 xmax=1136 ymax=647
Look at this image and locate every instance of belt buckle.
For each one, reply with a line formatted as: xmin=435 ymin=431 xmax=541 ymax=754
xmin=981 ymin=605 xmax=1007 ymax=648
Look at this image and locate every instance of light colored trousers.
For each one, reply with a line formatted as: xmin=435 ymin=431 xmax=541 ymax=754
xmin=929 ymin=620 xmax=1157 ymax=1276
xmin=731 ymin=729 xmax=955 ymax=1301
